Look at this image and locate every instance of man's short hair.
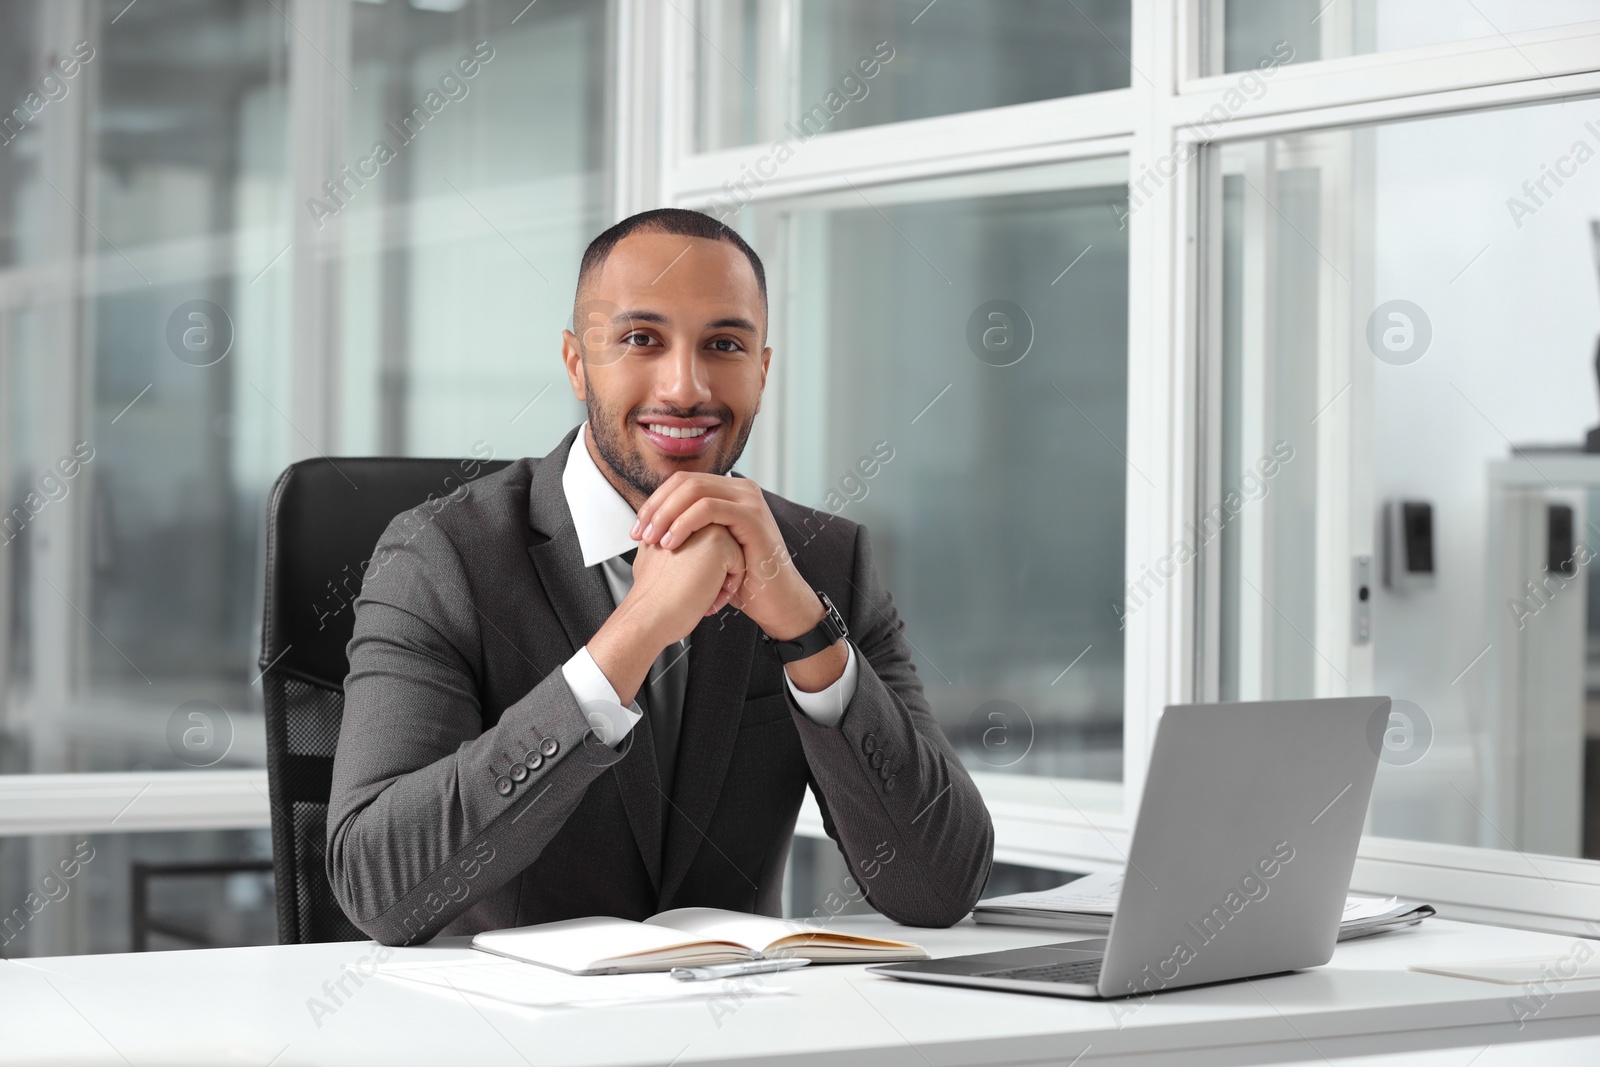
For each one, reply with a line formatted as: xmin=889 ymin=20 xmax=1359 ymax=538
xmin=575 ymin=208 xmax=767 ymax=314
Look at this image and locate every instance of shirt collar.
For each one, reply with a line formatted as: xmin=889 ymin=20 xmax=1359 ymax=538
xmin=562 ymin=423 xmax=644 ymax=568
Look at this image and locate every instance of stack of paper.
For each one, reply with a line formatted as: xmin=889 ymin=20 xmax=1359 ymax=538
xmin=1338 ymin=894 xmax=1436 ymax=940
xmin=973 ymin=870 xmax=1434 ymax=940
xmin=974 ymin=874 xmax=1125 ymax=933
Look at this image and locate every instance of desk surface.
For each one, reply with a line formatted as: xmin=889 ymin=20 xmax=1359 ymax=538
xmin=6 ymin=916 xmax=1600 ymax=1067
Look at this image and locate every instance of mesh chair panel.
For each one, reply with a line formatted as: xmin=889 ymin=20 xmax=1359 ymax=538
xmin=294 ymin=800 xmax=364 ymax=943
xmin=263 ymin=672 xmax=361 ymax=943
xmin=284 ymin=676 xmax=343 ymax=758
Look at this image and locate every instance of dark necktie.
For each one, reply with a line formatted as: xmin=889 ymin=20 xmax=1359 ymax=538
xmin=617 ymin=547 xmax=688 ymax=797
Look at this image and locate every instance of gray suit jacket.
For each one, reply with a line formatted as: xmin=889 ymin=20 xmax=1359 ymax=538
xmin=327 ymin=425 xmax=994 ymax=945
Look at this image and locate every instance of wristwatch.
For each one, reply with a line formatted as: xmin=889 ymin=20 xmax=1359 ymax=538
xmin=759 ymin=590 xmax=849 ymax=664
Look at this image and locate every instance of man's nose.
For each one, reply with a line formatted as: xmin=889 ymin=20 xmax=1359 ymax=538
xmin=655 ymin=342 xmax=712 ymax=408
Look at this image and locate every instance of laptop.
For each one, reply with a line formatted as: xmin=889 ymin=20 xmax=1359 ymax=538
xmin=870 ymin=696 xmax=1389 ymax=999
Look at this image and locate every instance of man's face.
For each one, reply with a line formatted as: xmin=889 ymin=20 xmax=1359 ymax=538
xmin=561 ymin=230 xmax=770 ymax=507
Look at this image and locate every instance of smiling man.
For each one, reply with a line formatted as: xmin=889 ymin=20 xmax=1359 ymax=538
xmin=327 ymin=208 xmax=993 ymax=946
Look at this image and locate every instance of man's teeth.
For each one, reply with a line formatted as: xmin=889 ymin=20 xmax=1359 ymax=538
xmin=645 ymin=424 xmax=708 ymax=439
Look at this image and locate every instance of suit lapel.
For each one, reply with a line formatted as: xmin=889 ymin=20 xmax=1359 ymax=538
xmin=525 ymin=426 xmax=663 ymax=892
xmin=659 ymin=605 xmax=758 ymax=904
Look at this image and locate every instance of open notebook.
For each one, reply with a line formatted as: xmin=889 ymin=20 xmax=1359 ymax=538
xmin=471 ymin=907 xmax=929 ymax=975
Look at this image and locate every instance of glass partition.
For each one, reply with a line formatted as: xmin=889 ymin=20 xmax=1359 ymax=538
xmin=0 ymin=829 xmax=273 ymax=958
xmin=2 ymin=0 xmax=293 ymax=779
xmin=1210 ymin=98 xmax=1600 ymax=858
xmin=0 ymin=0 xmax=610 ymax=781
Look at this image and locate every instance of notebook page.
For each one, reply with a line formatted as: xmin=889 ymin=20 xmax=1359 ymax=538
xmin=645 ymin=907 xmax=808 ymax=953
xmin=471 ymin=915 xmax=749 ymax=972
xmin=646 ymin=907 xmax=923 ymax=955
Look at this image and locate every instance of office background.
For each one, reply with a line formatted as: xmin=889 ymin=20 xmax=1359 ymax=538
xmin=4 ymin=0 xmax=1600 ymax=956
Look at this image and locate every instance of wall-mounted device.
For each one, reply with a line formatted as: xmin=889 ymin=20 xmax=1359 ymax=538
xmin=1584 ymin=220 xmax=1600 ymax=452
xmin=1383 ymin=500 xmax=1434 ymax=592
xmin=1547 ymin=503 xmax=1577 ymax=577
xmin=1352 ymin=555 xmax=1372 ymax=645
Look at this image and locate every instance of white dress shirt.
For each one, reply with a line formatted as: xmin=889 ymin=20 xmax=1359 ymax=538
xmin=558 ymin=424 xmax=858 ymax=746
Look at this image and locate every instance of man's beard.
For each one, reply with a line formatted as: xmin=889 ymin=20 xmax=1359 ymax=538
xmin=583 ymin=377 xmax=754 ymax=502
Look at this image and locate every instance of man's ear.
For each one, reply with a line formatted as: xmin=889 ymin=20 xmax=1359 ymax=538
xmin=561 ymin=329 xmax=587 ymax=401
xmin=754 ymin=346 xmax=772 ymax=414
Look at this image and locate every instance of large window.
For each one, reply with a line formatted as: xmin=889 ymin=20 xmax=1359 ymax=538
xmin=0 ymin=0 xmax=612 ymax=956
xmin=2 ymin=0 xmax=609 ymax=782
xmin=754 ymin=160 xmax=1130 ymax=781
xmin=7 ymin=1 xmax=291 ymax=778
xmin=8 ymin=0 xmax=1600 ymax=958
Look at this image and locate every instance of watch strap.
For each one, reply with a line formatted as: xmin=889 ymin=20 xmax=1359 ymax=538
xmin=759 ymin=590 xmax=848 ymax=664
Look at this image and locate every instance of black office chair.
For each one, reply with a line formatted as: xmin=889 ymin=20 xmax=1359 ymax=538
xmin=259 ymin=455 xmax=512 ymax=944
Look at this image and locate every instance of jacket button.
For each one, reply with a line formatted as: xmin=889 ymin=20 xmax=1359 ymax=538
xmin=495 ymin=776 xmax=514 ymax=797
xmin=884 ymin=775 xmax=897 ymax=793
xmin=869 ymin=751 xmax=884 ymax=769
xmin=525 ymin=752 xmax=544 ymax=771
xmin=862 ymin=734 xmax=877 ymax=755
xmin=540 ymin=737 xmax=560 ymax=757
xmin=509 ymin=763 xmax=528 ymax=782
xmin=879 ymin=764 xmax=891 ymax=781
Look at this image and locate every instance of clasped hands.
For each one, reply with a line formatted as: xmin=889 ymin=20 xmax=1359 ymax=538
xmin=589 ymin=472 xmax=846 ymax=708
xmin=625 ymin=472 xmax=823 ymax=646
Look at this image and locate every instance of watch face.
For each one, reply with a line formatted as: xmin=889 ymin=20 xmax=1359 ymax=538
xmin=821 ymin=594 xmax=847 ymax=639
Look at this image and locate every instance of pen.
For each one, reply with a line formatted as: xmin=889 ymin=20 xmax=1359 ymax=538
xmin=671 ymin=958 xmax=811 ymax=981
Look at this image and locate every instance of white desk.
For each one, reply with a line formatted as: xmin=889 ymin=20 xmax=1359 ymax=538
xmin=6 ymin=917 xmax=1600 ymax=1066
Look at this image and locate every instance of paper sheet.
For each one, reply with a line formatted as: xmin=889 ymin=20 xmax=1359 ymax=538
xmin=978 ymin=870 xmax=1125 ymax=915
xmin=370 ymin=956 xmax=791 ymax=1013
xmin=980 ymin=877 xmax=1406 ymax=924
xmin=1410 ymin=956 xmax=1600 ymax=985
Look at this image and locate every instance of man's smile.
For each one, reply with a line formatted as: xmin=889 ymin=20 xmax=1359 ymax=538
xmin=637 ymin=413 xmax=722 ymax=458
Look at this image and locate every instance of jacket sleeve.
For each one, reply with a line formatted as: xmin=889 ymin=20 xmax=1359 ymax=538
xmin=326 ymin=511 xmax=625 ymax=945
xmin=789 ymin=523 xmax=995 ymax=927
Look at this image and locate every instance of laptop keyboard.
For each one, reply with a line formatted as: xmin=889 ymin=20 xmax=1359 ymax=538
xmin=976 ymin=959 xmax=1103 ymax=985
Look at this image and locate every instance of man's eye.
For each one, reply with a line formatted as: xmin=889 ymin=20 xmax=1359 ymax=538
xmin=708 ymin=338 xmax=744 ymax=353
xmin=622 ymin=332 xmax=658 ymax=347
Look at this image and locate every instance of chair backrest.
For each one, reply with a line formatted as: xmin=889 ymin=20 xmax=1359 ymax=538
xmin=259 ymin=455 xmax=512 ymax=944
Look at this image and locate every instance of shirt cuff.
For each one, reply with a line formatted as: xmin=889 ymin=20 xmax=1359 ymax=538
xmin=783 ymin=640 xmax=858 ymax=728
xmin=561 ymin=646 xmax=643 ymax=747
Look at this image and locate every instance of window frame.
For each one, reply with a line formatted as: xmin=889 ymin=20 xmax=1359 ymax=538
xmin=6 ymin=0 xmax=1600 ymax=935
